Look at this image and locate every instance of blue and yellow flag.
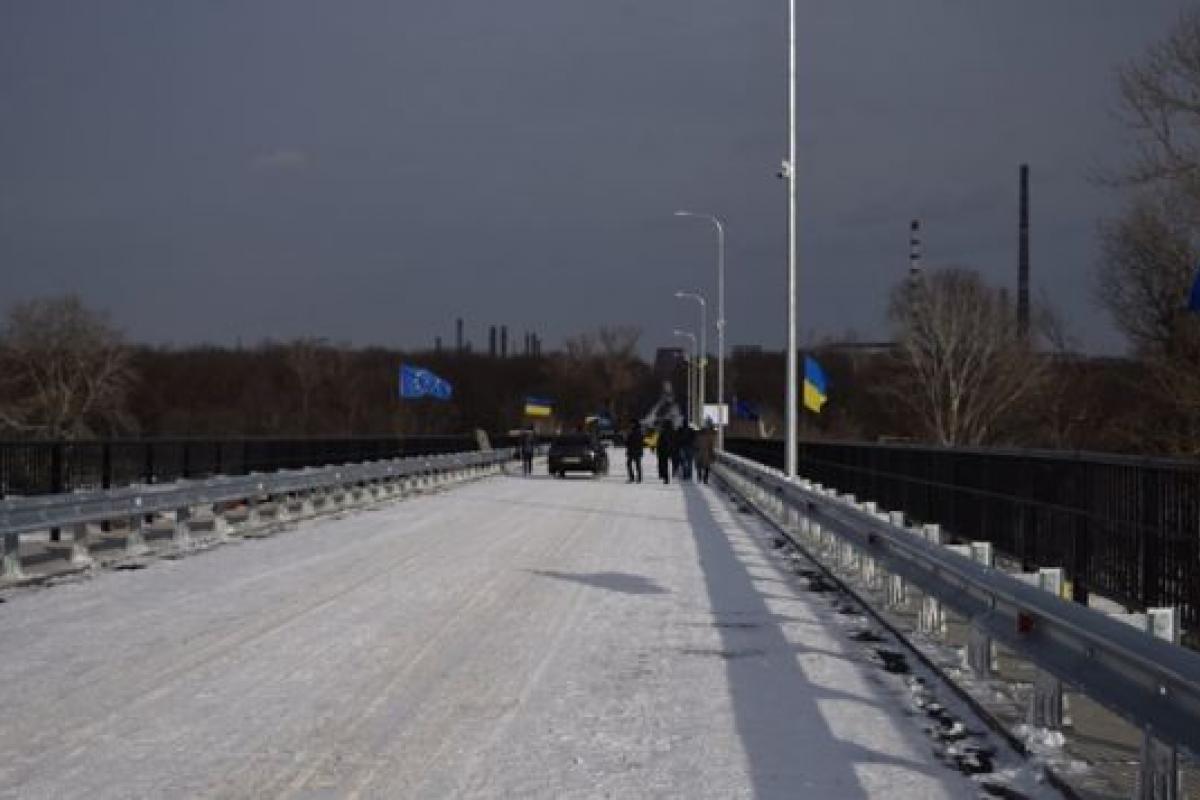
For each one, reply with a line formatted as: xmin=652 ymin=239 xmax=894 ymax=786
xmin=803 ymin=356 xmax=828 ymax=413
xmin=524 ymin=396 xmax=553 ymax=417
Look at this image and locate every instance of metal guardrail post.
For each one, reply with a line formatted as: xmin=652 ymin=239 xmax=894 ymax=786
xmin=174 ymin=506 xmax=192 ymax=549
xmin=49 ymin=443 xmax=64 ymax=542
xmin=1027 ymin=567 xmax=1065 ymax=733
xmin=1136 ymin=607 xmax=1181 ymax=800
xmin=885 ymin=511 xmax=907 ymax=610
xmin=71 ymin=522 xmax=93 ymax=566
xmin=918 ymin=524 xmax=945 ymax=636
xmin=2 ymin=530 xmax=25 ymax=580
xmin=126 ymin=509 xmax=148 ymax=557
xmin=966 ymin=541 xmax=996 ymax=678
xmin=143 ymin=442 xmax=154 ymax=486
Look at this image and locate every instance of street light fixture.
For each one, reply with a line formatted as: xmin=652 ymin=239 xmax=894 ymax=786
xmin=672 ymin=329 xmax=698 ymax=423
xmin=674 ymin=290 xmax=706 ymax=424
xmin=673 ymin=210 xmax=726 ymax=448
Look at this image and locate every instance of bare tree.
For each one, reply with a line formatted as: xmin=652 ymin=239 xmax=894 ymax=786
xmin=1116 ymin=9 xmax=1200 ymax=197
xmin=1098 ymin=189 xmax=1199 ymax=355
xmin=0 ymin=295 xmax=137 ymax=438
xmin=283 ymin=338 xmax=330 ymax=434
xmin=1096 ymin=12 xmax=1200 ymax=453
xmin=595 ymin=325 xmax=641 ymax=419
xmin=886 ymin=269 xmax=1048 ymax=446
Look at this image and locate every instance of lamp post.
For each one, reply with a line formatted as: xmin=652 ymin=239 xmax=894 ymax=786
xmin=674 ymin=290 xmax=706 ymax=424
xmin=785 ymin=0 xmax=798 ymax=478
xmin=673 ymin=209 xmax=726 ymax=448
xmin=672 ymin=329 xmax=697 ymax=423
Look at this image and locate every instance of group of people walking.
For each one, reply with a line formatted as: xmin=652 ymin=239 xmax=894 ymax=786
xmin=624 ymin=419 xmax=715 ymax=485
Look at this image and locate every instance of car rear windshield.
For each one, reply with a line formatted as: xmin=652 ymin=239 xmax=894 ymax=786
xmin=553 ymin=435 xmax=593 ymax=445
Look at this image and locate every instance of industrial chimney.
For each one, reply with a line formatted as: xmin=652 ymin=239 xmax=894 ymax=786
xmin=909 ymin=219 xmax=922 ymax=278
xmin=1018 ymin=164 xmax=1030 ymax=337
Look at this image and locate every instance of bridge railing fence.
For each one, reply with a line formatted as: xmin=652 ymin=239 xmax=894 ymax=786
xmin=0 ymin=435 xmax=494 ymax=498
xmin=724 ymin=437 xmax=1200 ymax=631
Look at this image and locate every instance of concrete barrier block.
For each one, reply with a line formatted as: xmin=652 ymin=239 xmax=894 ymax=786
xmin=173 ymin=507 xmax=192 ymax=549
xmin=886 ymin=573 xmax=906 ymax=609
xmin=2 ymin=531 xmax=26 ymax=581
xmin=126 ymin=515 xmax=149 ymax=556
xmin=919 ymin=595 xmax=944 ymax=636
xmin=70 ymin=522 xmax=94 ymax=566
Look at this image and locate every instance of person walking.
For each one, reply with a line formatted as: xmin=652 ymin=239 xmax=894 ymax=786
xmin=695 ymin=421 xmax=716 ymax=484
xmin=518 ymin=428 xmax=536 ymax=476
xmin=625 ymin=420 xmax=644 ymax=483
xmin=677 ymin=422 xmax=696 ymax=480
xmin=657 ymin=420 xmax=675 ymax=485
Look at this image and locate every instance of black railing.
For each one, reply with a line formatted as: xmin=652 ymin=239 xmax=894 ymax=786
xmin=0 ymin=435 xmax=506 ymax=497
xmin=726 ymin=438 xmax=1200 ymax=630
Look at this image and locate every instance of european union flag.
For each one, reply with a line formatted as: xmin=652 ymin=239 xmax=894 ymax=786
xmin=400 ymin=364 xmax=453 ymax=400
xmin=803 ymin=356 xmax=828 ymax=413
xmin=1189 ymin=266 xmax=1200 ymax=313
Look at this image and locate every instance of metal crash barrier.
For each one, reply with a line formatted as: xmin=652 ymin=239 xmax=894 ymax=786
xmin=1 ymin=449 xmax=513 ymax=582
xmin=715 ymin=450 xmax=1200 ymax=797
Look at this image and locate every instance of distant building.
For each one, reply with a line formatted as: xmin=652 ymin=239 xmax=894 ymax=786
xmin=731 ymin=345 xmax=763 ymax=358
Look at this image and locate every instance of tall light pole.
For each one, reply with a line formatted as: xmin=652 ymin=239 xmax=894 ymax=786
xmin=674 ymin=210 xmax=726 ymax=449
xmin=674 ymin=290 xmax=706 ymax=423
xmin=784 ymin=0 xmax=798 ymax=478
xmin=672 ymin=329 xmax=697 ymax=422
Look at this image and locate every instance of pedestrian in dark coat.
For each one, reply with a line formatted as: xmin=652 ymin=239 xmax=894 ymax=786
xmin=657 ymin=420 xmax=675 ymax=484
xmin=626 ymin=421 xmax=644 ymax=483
xmin=518 ymin=428 xmax=536 ymax=476
xmin=695 ymin=423 xmax=716 ymax=484
xmin=677 ymin=423 xmax=696 ymax=480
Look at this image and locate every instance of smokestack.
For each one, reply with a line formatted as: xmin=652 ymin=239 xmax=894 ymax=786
xmin=909 ymin=219 xmax=922 ymax=278
xmin=1018 ymin=164 xmax=1030 ymax=337
xmin=489 ymin=326 xmax=497 ymax=357
xmin=456 ymin=318 xmax=464 ymax=352
xmin=435 ymin=336 xmax=442 ymax=353
xmin=500 ymin=326 xmax=508 ymax=358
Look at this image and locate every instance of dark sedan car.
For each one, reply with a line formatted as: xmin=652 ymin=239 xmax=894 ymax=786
xmin=547 ymin=434 xmax=609 ymax=477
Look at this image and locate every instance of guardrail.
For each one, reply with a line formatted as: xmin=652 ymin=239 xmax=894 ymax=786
xmin=2 ymin=449 xmax=513 ymax=582
xmin=0 ymin=435 xmax=511 ymax=498
xmin=714 ymin=450 xmax=1200 ymax=769
xmin=725 ymin=437 xmax=1200 ymax=632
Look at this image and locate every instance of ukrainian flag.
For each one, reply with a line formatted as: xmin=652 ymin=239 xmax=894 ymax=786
xmin=524 ymin=396 xmax=553 ymax=417
xmin=803 ymin=356 xmax=828 ymax=413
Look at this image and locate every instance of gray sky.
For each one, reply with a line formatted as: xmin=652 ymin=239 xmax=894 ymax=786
xmin=1 ymin=1 xmax=1193 ymax=355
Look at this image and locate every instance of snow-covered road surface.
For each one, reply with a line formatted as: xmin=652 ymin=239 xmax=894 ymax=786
xmin=0 ymin=467 xmax=1005 ymax=798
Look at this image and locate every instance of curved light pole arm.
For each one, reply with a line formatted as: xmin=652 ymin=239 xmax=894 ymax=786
xmin=674 ymin=210 xmax=727 ymax=445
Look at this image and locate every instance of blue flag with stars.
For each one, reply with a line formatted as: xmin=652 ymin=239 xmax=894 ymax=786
xmin=400 ymin=364 xmax=453 ymax=400
xmin=1189 ymin=265 xmax=1200 ymax=313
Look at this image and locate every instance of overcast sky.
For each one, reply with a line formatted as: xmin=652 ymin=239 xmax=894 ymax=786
xmin=1 ymin=1 xmax=1193 ymax=355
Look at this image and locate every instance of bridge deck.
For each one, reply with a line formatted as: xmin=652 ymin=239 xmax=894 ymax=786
xmin=0 ymin=467 xmax=1019 ymax=798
